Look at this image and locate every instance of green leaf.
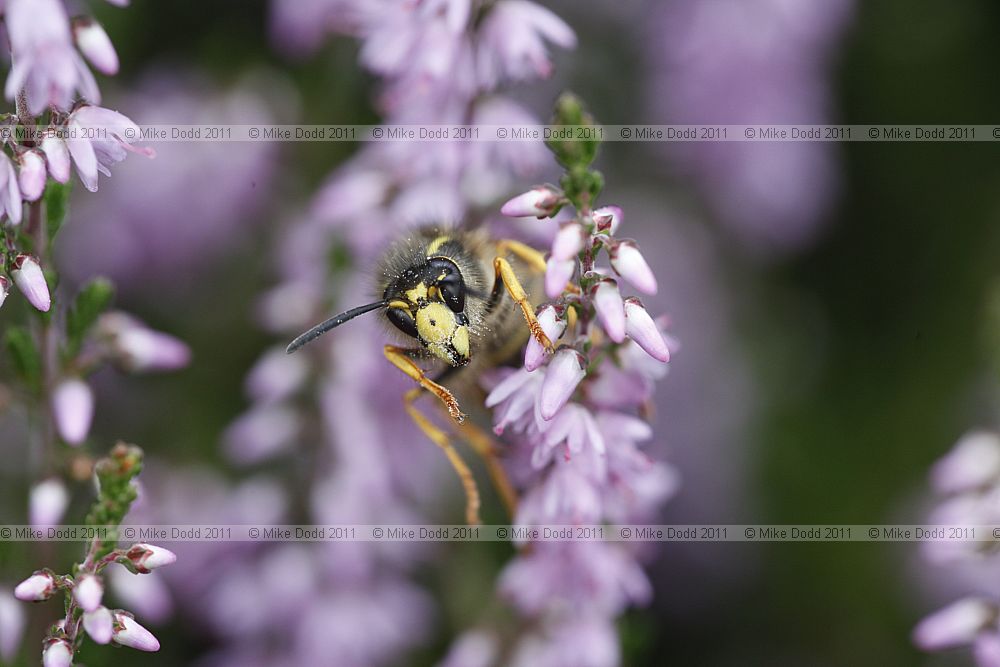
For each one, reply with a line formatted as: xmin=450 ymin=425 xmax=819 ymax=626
xmin=4 ymin=326 xmax=42 ymax=391
xmin=44 ymin=180 xmax=71 ymax=246
xmin=66 ymin=278 xmax=115 ymax=351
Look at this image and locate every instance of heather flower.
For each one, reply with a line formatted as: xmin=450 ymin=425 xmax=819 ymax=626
xmin=0 ymin=153 xmax=22 ymax=225
xmin=72 ymin=18 xmax=119 ymax=76
xmin=501 ymin=185 xmax=564 ymax=218
xmin=17 ymin=149 xmax=47 ymax=201
xmin=66 ymin=105 xmax=154 ymax=192
xmin=0 ymin=589 xmax=26 ymax=661
xmin=440 ymin=630 xmax=498 ymax=667
xmin=41 ymin=135 xmax=72 ymax=183
xmin=28 ymin=479 xmax=69 ymax=529
xmin=0 ymin=276 xmax=9 ymax=310
xmin=931 ymin=431 xmax=1000 ymax=494
xmin=551 ymin=222 xmax=587 ymax=261
xmin=592 ymin=279 xmax=626 ymax=343
xmin=610 ymin=241 xmax=657 ymax=295
xmin=73 ymin=574 xmax=103 ymax=613
xmin=111 ymin=612 xmax=160 ymax=651
xmin=52 ymin=378 xmax=95 ymax=446
xmin=476 ymin=0 xmax=577 ymax=87
xmin=97 ymin=312 xmax=192 ymax=372
xmin=538 ymin=348 xmax=586 ymax=420
xmin=222 ymin=404 xmax=301 ymax=464
xmin=245 ymin=346 xmax=309 ymax=404
xmin=83 ymin=606 xmax=113 ymax=644
xmin=524 ymin=305 xmax=566 ymax=372
xmin=14 ymin=572 xmax=57 ymax=601
xmin=624 ymin=298 xmax=671 ymax=362
xmin=545 ymin=257 xmax=575 ymax=299
xmin=11 ymin=254 xmax=50 ymax=311
xmin=592 ymin=205 xmax=622 ymax=235
xmin=913 ymin=597 xmax=996 ymax=651
xmin=41 ymin=638 xmax=73 ymax=667
xmin=125 ymin=544 xmax=178 ymax=573
xmin=4 ymin=0 xmax=99 ymax=115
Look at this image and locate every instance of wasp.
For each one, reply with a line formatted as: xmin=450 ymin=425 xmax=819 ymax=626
xmin=287 ymin=226 xmax=555 ymax=524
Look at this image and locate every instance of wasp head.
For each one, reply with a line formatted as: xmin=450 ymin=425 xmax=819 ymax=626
xmin=384 ymin=257 xmax=471 ymax=366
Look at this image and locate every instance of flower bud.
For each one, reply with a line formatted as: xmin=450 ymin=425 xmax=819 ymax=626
xmin=52 ymin=378 xmax=94 ymax=446
xmin=41 ymin=136 xmax=71 ymax=184
xmin=539 ymin=348 xmax=586 ymax=420
xmin=0 ymin=588 xmax=26 ymax=662
xmin=18 ymin=150 xmax=46 ymax=202
xmin=112 ymin=612 xmax=160 ymax=651
xmin=0 ymin=154 xmax=22 ymax=225
xmin=126 ymin=543 xmax=177 ymax=573
xmin=73 ymin=574 xmax=103 ymax=613
xmin=592 ymin=205 xmax=623 ymax=235
xmin=29 ymin=478 xmax=69 ymax=528
xmin=42 ymin=638 xmax=73 ymax=667
xmin=591 ymin=279 xmax=626 ymax=343
xmin=525 ymin=305 xmax=566 ymax=372
xmin=11 ymin=255 xmax=50 ymax=312
xmin=83 ymin=606 xmax=113 ymax=644
xmin=500 ymin=185 xmax=563 ymax=218
xmin=624 ymin=298 xmax=670 ymax=362
xmin=545 ymin=257 xmax=575 ymax=299
xmin=99 ymin=313 xmax=191 ymax=372
xmin=551 ymin=222 xmax=586 ymax=261
xmin=14 ymin=572 xmax=56 ymax=601
xmin=610 ymin=241 xmax=657 ymax=295
xmin=913 ymin=597 xmax=995 ymax=650
xmin=0 ymin=276 xmax=9 ymax=310
xmin=73 ymin=18 xmax=119 ymax=75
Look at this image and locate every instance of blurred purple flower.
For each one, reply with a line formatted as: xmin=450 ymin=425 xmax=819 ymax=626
xmin=96 ymin=312 xmax=192 ymax=372
xmin=58 ymin=73 xmax=281 ymax=295
xmin=17 ymin=149 xmax=46 ymax=202
xmin=72 ymin=18 xmax=119 ymax=76
xmin=4 ymin=0 xmax=99 ymax=115
xmin=0 ymin=153 xmax=22 ymax=225
xmin=647 ymin=0 xmax=853 ymax=254
xmin=914 ymin=433 xmax=1000 ymax=665
xmin=52 ymin=377 xmax=95 ymax=446
xmin=0 ymin=588 xmax=27 ymax=662
xmin=29 ymin=478 xmax=69 ymax=528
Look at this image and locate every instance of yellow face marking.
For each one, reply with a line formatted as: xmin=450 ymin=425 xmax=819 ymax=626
xmin=426 ymin=235 xmax=451 ymax=255
xmin=416 ymin=302 xmax=455 ymax=345
xmin=405 ymin=282 xmax=429 ymax=303
xmin=452 ymin=325 xmax=470 ymax=359
xmin=387 ymin=300 xmax=410 ymax=310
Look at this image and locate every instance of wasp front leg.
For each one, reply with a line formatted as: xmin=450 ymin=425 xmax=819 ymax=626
xmin=383 ymin=345 xmax=464 ymax=423
xmin=490 ymin=256 xmax=554 ymax=354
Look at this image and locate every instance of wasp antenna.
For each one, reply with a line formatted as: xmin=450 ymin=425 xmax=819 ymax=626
xmin=286 ymin=301 xmax=387 ymax=353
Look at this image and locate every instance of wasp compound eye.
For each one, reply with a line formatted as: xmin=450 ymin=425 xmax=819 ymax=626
xmin=387 ymin=307 xmax=418 ymax=338
xmin=438 ymin=273 xmax=466 ymax=313
xmin=427 ymin=258 xmax=466 ymax=313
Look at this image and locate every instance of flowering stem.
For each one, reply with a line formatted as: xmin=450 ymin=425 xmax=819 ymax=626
xmin=26 ymin=198 xmax=57 ymax=476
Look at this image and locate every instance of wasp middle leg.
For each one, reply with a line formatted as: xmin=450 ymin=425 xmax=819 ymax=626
xmin=489 ymin=253 xmax=554 ymax=354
